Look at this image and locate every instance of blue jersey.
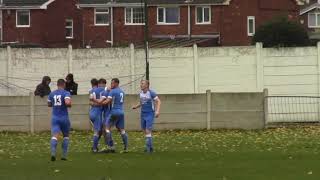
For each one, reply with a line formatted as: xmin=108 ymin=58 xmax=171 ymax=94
xmin=140 ymin=90 xmax=158 ymax=113
xmin=89 ymin=87 xmax=105 ymax=102
xmin=108 ymin=87 xmax=125 ymax=113
xmin=48 ymin=89 xmax=71 ymax=118
xmin=101 ymin=88 xmax=111 ymax=113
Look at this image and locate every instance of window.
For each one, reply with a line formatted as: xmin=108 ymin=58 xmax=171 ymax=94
xmin=65 ymin=19 xmax=73 ymax=39
xmin=16 ymin=10 xmax=30 ymax=27
xmin=125 ymin=7 xmax=145 ymax=25
xmin=247 ymin=16 xmax=255 ymax=36
xmin=95 ymin=8 xmax=110 ymax=25
xmin=196 ymin=6 xmax=211 ymax=24
xmin=157 ymin=7 xmax=180 ymax=24
xmin=308 ymin=13 xmax=320 ymax=28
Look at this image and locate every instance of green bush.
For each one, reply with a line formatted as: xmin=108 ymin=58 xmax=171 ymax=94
xmin=252 ymin=17 xmax=310 ymax=47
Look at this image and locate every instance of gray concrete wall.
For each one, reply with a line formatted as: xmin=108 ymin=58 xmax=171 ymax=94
xmin=0 ymin=92 xmax=265 ymax=132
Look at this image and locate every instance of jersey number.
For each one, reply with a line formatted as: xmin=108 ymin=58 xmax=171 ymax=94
xmin=120 ymin=93 xmax=124 ymax=103
xmin=54 ymin=95 xmax=62 ymax=106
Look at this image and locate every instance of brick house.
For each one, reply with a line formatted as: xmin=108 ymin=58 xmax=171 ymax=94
xmin=0 ymin=0 xmax=83 ymax=48
xmin=299 ymin=0 xmax=320 ymax=40
xmin=0 ymin=0 xmax=308 ymax=48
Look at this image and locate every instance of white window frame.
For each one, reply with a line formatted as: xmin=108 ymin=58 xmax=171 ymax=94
xmin=16 ymin=10 xmax=30 ymax=28
xmin=65 ymin=19 xmax=73 ymax=39
xmin=125 ymin=7 xmax=145 ymax=25
xmin=247 ymin=16 xmax=255 ymax=37
xmin=308 ymin=13 xmax=320 ymax=28
xmin=157 ymin=7 xmax=180 ymax=25
xmin=195 ymin=6 xmax=211 ymax=25
xmin=95 ymin=8 xmax=110 ymax=26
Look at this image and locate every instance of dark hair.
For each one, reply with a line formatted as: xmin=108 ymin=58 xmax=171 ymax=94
xmin=98 ymin=78 xmax=107 ymax=84
xmin=91 ymin=78 xmax=99 ymax=86
xmin=57 ymin=79 xmax=65 ymax=86
xmin=66 ymin=73 xmax=74 ymax=81
xmin=42 ymin=76 xmax=51 ymax=84
xmin=111 ymin=78 xmax=120 ymax=84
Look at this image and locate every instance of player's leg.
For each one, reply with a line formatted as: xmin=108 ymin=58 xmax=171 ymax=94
xmin=101 ymin=111 xmax=109 ymax=147
xmin=50 ymin=119 xmax=60 ymax=161
xmin=90 ymin=109 xmax=100 ymax=153
xmin=61 ymin=119 xmax=71 ymax=160
xmin=116 ymin=114 xmax=128 ymax=152
xmin=144 ymin=112 xmax=155 ymax=153
xmin=104 ymin=114 xmax=115 ymax=151
xmin=140 ymin=113 xmax=148 ymax=152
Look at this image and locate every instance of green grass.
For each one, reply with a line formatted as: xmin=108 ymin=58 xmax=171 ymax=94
xmin=1 ymin=127 xmax=320 ymax=180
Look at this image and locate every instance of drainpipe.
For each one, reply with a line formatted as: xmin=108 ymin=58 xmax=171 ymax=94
xmin=0 ymin=10 xmax=2 ymax=43
xmin=188 ymin=5 xmax=191 ymax=38
xmin=107 ymin=7 xmax=114 ymax=47
xmin=0 ymin=0 xmax=2 ymax=43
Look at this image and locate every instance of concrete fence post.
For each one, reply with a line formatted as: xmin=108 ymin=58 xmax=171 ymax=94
xmin=6 ymin=46 xmax=11 ymax=96
xmin=29 ymin=92 xmax=35 ymax=134
xmin=263 ymin=88 xmax=268 ymax=127
xmin=193 ymin=44 xmax=199 ymax=94
xmin=317 ymin=42 xmax=320 ymax=120
xmin=206 ymin=90 xmax=211 ymax=130
xmin=256 ymin=42 xmax=263 ymax=92
xmin=68 ymin=44 xmax=73 ymax=74
xmin=130 ymin=43 xmax=136 ymax=94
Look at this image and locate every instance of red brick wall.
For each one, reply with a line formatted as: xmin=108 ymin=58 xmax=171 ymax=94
xmin=1 ymin=0 xmax=301 ymax=48
xmin=3 ymin=0 xmax=82 ymax=48
xmin=82 ymin=8 xmax=111 ymax=48
xmin=148 ymin=6 xmax=188 ymax=36
xmin=219 ymin=0 xmax=299 ymax=46
xmin=3 ymin=9 xmax=47 ymax=45
xmin=190 ymin=6 xmax=221 ymax=35
xmin=113 ymin=7 xmax=144 ymax=46
xmin=43 ymin=0 xmax=82 ymax=48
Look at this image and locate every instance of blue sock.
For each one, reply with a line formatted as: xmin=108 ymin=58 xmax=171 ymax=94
xmin=93 ymin=135 xmax=99 ymax=150
xmin=121 ymin=132 xmax=128 ymax=150
xmin=62 ymin=137 xmax=69 ymax=158
xmin=50 ymin=137 xmax=58 ymax=157
xmin=146 ymin=135 xmax=153 ymax=152
xmin=106 ymin=131 xmax=114 ymax=148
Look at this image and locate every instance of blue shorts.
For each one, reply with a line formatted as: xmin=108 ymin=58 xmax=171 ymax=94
xmin=89 ymin=108 xmax=103 ymax=132
xmin=141 ymin=112 xmax=155 ymax=130
xmin=105 ymin=113 xmax=125 ymax=129
xmin=51 ymin=117 xmax=70 ymax=137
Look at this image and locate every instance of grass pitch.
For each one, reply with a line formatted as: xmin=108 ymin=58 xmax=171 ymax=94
xmin=1 ymin=127 xmax=320 ymax=180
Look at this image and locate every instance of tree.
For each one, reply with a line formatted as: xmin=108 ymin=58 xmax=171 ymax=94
xmin=252 ymin=17 xmax=310 ymax=47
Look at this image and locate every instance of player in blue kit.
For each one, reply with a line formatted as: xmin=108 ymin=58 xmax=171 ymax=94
xmin=89 ymin=78 xmax=105 ymax=153
xmin=95 ymin=78 xmax=128 ymax=153
xmin=47 ymin=79 xmax=72 ymax=161
xmin=98 ymin=78 xmax=110 ymax=128
xmin=132 ymin=80 xmax=161 ymax=153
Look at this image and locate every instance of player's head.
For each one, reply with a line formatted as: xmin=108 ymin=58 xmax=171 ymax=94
xmin=66 ymin=73 xmax=74 ymax=83
xmin=42 ymin=76 xmax=51 ymax=86
xmin=91 ymin=78 xmax=99 ymax=88
xmin=111 ymin=78 xmax=120 ymax=89
xmin=140 ymin=80 xmax=150 ymax=91
xmin=98 ymin=78 xmax=107 ymax=87
xmin=57 ymin=79 xmax=66 ymax=89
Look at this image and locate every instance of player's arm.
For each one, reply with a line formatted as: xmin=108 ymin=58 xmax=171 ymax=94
xmin=132 ymin=102 xmax=141 ymax=109
xmin=48 ymin=101 xmax=53 ymax=107
xmin=47 ymin=93 xmax=53 ymax=107
xmin=154 ymin=97 xmax=161 ymax=118
xmin=151 ymin=91 xmax=161 ymax=118
xmin=65 ymin=93 xmax=72 ymax=108
xmin=89 ymin=92 xmax=100 ymax=106
xmin=102 ymin=97 xmax=112 ymax=105
xmin=101 ymin=90 xmax=113 ymax=105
